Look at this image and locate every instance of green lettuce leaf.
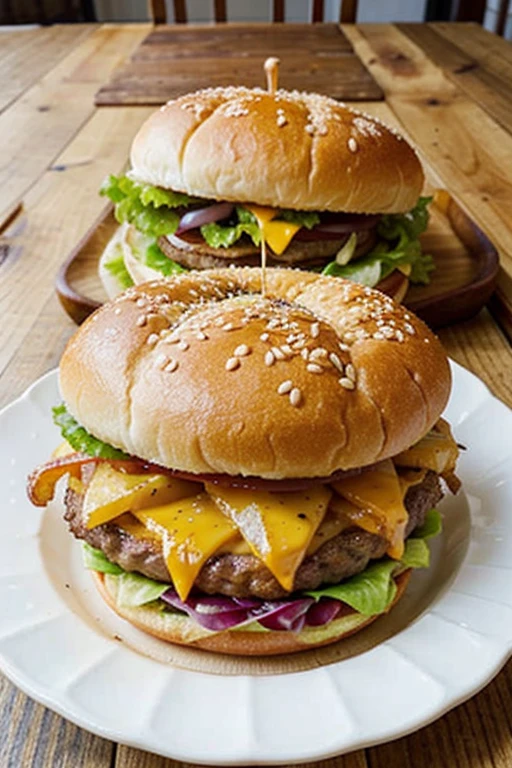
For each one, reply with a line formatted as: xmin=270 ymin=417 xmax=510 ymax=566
xmin=279 ymin=209 xmax=320 ymax=229
xmin=83 ymin=543 xmax=123 ymax=575
xmin=103 ymin=253 xmax=134 ymax=290
xmin=400 ymin=538 xmax=430 ymax=569
xmin=201 ymin=220 xmax=261 ymax=248
xmin=124 ymin=226 xmax=186 ymax=277
xmin=306 ymin=508 xmax=442 ymax=616
xmin=100 ymin=174 xmax=194 ymax=239
xmin=322 ymin=196 xmax=435 ymax=286
xmin=52 ymin=404 xmax=129 ymax=460
xmin=307 ymin=559 xmax=398 ymax=616
xmin=323 ymin=255 xmax=382 ymax=286
xmin=200 ymin=206 xmax=320 ymax=249
xmin=145 ymin=241 xmax=186 ymax=276
xmin=414 ymin=507 xmax=443 ymax=539
xmin=115 ymin=572 xmax=169 ymax=607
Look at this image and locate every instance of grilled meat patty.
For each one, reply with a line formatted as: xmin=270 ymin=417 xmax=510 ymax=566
xmin=157 ymin=229 xmax=377 ymax=271
xmin=65 ymin=471 xmax=442 ymax=600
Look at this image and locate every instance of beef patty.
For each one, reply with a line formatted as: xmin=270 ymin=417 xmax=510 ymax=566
xmin=65 ymin=471 xmax=442 ymax=600
xmin=157 ymin=228 xmax=377 ymax=271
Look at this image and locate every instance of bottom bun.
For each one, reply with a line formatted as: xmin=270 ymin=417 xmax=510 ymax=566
xmin=93 ymin=570 xmax=411 ymax=656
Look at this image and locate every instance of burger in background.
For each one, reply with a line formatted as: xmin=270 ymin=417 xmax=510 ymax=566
xmin=28 ymin=268 xmax=459 ymax=655
xmin=99 ymin=65 xmax=434 ymax=303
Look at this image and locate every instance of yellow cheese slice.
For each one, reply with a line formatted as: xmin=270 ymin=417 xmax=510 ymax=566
xmin=332 ymin=460 xmax=408 ymax=559
xmin=83 ymin=463 xmax=200 ymax=529
xmin=205 ymin=484 xmax=331 ymax=591
xmin=133 ymin=493 xmax=239 ymax=601
xmin=394 ymin=418 xmax=459 ymax=474
xmin=397 ymin=467 xmax=428 ymax=494
xmin=245 ymin=204 xmax=301 ymax=256
xmin=306 ymin=495 xmax=358 ymax=555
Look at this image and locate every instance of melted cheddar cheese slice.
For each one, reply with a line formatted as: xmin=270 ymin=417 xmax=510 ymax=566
xmin=394 ymin=418 xmax=459 ymax=474
xmin=206 ymin=484 xmax=331 ymax=591
xmin=83 ymin=464 xmax=199 ymax=529
xmin=133 ymin=493 xmax=238 ymax=601
xmin=245 ymin=204 xmax=301 ymax=255
xmin=332 ymin=460 xmax=408 ymax=559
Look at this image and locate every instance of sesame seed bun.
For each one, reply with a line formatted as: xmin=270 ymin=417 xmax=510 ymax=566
xmin=59 ymin=268 xmax=450 ymax=479
xmin=93 ymin=569 xmax=411 ymax=656
xmin=130 ymin=87 xmax=423 ymax=214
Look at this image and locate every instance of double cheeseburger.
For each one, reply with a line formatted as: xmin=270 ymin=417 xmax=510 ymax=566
xmin=29 ymin=268 xmax=459 ymax=655
xmin=99 ymin=82 xmax=434 ymax=303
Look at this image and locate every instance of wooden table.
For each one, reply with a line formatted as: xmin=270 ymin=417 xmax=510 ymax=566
xmin=1 ymin=21 xmax=512 ymax=768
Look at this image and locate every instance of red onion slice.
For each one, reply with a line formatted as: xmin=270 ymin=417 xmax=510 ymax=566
xmin=176 ymin=203 xmax=234 ymax=234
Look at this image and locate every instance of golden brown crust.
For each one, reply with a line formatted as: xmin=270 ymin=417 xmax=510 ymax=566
xmin=130 ymin=87 xmax=423 ymax=214
xmin=93 ymin=570 xmax=411 ymax=656
xmin=59 ymin=268 xmax=451 ymax=478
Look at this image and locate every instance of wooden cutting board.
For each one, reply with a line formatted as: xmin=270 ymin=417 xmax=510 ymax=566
xmin=51 ymin=190 xmax=498 ymax=329
xmin=95 ymin=24 xmax=384 ymax=105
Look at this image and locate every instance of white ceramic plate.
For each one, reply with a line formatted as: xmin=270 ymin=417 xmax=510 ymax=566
xmin=1 ymin=363 xmax=511 ymax=765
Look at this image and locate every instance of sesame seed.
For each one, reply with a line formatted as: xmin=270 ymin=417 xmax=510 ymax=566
xmin=305 ymin=124 xmax=315 ymax=135
xmin=310 ymin=322 xmax=320 ymax=338
xmin=225 ymin=357 xmax=240 ymax=371
xmin=290 ymin=388 xmax=302 ymax=407
xmin=424 ymin=338 xmax=430 ymax=344
xmin=277 ymin=380 xmax=293 ymax=395
xmin=222 ymin=323 xmax=234 ymax=331
xmin=165 ymin=359 xmax=178 ymax=373
xmin=307 ymin=363 xmax=324 ymax=374
xmin=373 ymin=331 xmax=385 ymax=340
xmin=345 ymin=363 xmax=356 ymax=381
xmin=277 ymin=114 xmax=287 ymax=127
xmin=196 ymin=331 xmax=208 ymax=340
xmin=310 ymin=347 xmax=327 ymax=360
xmin=136 ymin=298 xmax=146 ymax=308
xmin=234 ymin=344 xmax=251 ymax=357
xmin=178 ymin=340 xmax=189 ymax=351
xmin=280 ymin=344 xmax=293 ymax=356
xmin=339 ymin=377 xmax=355 ymax=390
xmin=405 ymin=323 xmax=416 ymax=335
xmin=339 ymin=342 xmax=350 ymax=352
xmin=260 ymin=333 xmax=270 ymax=342
xmin=329 ymin=352 xmax=344 ymax=373
xmin=165 ymin=334 xmax=180 ymax=344
xmin=348 ymin=137 xmax=358 ymax=153
xmin=147 ymin=334 xmax=159 ymax=346
xmin=396 ymin=330 xmax=405 ymax=343
xmin=301 ymin=348 xmax=309 ymax=360
xmin=271 ymin=346 xmax=285 ymax=360
xmin=155 ymin=353 xmax=168 ymax=367
xmin=136 ymin=315 xmax=147 ymax=327
xmin=114 ymin=307 xmax=121 ymax=315
xmin=265 ymin=350 xmax=275 ymax=366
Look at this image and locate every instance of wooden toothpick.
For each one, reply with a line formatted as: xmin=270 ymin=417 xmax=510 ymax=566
xmin=264 ymin=57 xmax=280 ymax=95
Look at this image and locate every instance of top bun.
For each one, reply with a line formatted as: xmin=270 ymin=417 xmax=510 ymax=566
xmin=130 ymin=87 xmax=423 ymax=214
xmin=59 ymin=268 xmax=450 ymax=479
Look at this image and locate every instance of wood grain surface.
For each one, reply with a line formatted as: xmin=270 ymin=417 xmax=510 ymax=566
xmin=95 ymin=23 xmax=384 ymax=104
xmin=342 ymin=22 xmax=512 ymax=343
xmin=1 ymin=21 xmax=512 ymax=768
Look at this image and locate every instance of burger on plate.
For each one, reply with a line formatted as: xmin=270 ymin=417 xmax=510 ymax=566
xmin=99 ymin=83 xmax=434 ymax=304
xmin=28 ymin=268 xmax=459 ymax=655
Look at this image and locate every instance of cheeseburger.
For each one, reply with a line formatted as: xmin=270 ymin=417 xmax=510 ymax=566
xmin=28 ymin=268 xmax=459 ymax=655
xmin=99 ymin=68 xmax=434 ymax=303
